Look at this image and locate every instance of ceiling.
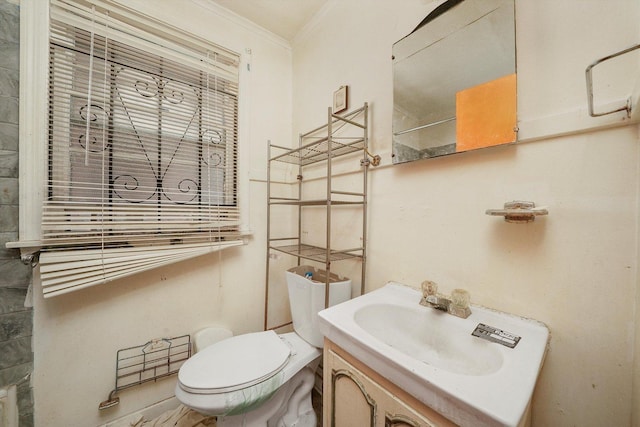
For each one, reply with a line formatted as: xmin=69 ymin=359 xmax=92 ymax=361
xmin=208 ymin=0 xmax=328 ymax=41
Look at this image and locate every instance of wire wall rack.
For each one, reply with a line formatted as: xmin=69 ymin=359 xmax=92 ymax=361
xmin=99 ymin=334 xmax=191 ymax=410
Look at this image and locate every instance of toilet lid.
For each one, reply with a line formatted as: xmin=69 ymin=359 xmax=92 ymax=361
xmin=178 ymin=330 xmax=291 ymax=394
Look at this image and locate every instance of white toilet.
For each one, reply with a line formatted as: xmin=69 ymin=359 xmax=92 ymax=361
xmin=175 ymin=266 xmax=351 ymax=426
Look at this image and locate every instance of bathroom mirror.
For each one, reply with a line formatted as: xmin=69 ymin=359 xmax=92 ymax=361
xmin=392 ymin=0 xmax=516 ymax=164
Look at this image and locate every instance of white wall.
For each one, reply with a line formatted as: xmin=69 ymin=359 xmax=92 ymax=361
xmin=292 ymin=0 xmax=640 ymax=426
xmin=30 ymin=0 xmax=640 ymax=426
xmin=31 ymin=1 xmax=292 ymax=426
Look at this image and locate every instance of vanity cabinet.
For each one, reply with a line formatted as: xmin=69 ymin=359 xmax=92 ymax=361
xmin=323 ymin=340 xmax=456 ymax=427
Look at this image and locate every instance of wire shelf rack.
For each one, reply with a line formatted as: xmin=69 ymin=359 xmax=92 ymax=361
xmin=264 ymin=103 xmax=370 ymax=332
xmin=270 ymin=137 xmax=366 ymax=166
xmin=270 ymin=105 xmax=368 ymax=166
xmin=270 ymin=243 xmax=363 ymax=263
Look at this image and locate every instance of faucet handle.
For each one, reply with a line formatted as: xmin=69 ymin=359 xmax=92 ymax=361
xmin=420 ymin=280 xmax=440 ymax=307
xmin=448 ymin=288 xmax=471 ymax=318
xmin=421 ymin=280 xmax=438 ymax=297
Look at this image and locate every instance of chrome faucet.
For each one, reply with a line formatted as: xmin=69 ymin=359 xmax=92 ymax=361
xmin=419 ymin=281 xmax=471 ymax=318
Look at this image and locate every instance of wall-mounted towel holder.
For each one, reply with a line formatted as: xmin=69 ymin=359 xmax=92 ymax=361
xmin=486 ymin=201 xmax=548 ymax=223
xmin=586 ymin=43 xmax=640 ymax=118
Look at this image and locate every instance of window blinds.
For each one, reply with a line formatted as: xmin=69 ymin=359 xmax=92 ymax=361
xmin=42 ymin=0 xmax=243 ymax=297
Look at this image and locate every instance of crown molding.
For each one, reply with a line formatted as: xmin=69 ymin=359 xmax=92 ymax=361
xmin=292 ymin=0 xmax=336 ymax=47
xmin=189 ymin=0 xmax=291 ymax=50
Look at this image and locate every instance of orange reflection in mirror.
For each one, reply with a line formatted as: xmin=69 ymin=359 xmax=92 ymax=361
xmin=455 ymin=73 xmax=516 ymax=152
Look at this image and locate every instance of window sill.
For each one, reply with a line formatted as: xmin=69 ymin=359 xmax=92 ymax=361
xmin=5 ymin=240 xmax=41 ymax=267
xmin=6 ymin=229 xmax=253 ymax=269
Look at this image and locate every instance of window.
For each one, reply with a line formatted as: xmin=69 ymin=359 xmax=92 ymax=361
xmin=39 ymin=0 xmax=243 ymax=297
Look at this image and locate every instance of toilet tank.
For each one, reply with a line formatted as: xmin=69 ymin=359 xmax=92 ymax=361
xmin=286 ymin=265 xmax=352 ymax=348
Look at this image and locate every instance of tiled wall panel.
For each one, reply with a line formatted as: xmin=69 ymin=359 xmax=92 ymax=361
xmin=0 ymin=1 xmax=34 ymax=426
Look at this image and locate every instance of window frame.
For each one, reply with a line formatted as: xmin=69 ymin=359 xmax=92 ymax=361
xmin=13 ymin=0 xmax=251 ymax=295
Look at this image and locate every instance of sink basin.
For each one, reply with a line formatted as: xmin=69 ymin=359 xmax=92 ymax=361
xmin=354 ymin=303 xmax=504 ymax=376
xmin=318 ymin=282 xmax=549 ymax=427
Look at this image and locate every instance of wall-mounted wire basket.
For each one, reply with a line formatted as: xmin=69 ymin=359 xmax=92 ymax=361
xmin=99 ymin=334 xmax=191 ymax=410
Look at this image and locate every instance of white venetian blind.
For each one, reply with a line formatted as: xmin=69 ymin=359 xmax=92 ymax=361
xmin=42 ymin=0 xmax=243 ymax=297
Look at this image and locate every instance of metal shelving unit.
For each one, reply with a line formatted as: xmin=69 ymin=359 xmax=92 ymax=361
xmin=264 ymin=103 xmax=370 ymax=331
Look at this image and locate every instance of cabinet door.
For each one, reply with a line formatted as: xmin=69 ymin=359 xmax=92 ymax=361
xmin=380 ymin=388 xmax=437 ymax=427
xmin=324 ymin=345 xmax=452 ymax=427
xmin=331 ymin=365 xmax=377 ymax=427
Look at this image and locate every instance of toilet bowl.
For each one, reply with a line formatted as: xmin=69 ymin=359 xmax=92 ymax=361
xmin=175 ymin=331 xmax=320 ymax=426
xmin=175 ymin=265 xmax=351 ymax=426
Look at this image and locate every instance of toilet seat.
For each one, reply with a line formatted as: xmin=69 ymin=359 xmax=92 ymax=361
xmin=178 ymin=330 xmax=291 ymax=394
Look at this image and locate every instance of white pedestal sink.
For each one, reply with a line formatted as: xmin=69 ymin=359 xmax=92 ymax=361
xmin=318 ymin=282 xmax=549 ymax=427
